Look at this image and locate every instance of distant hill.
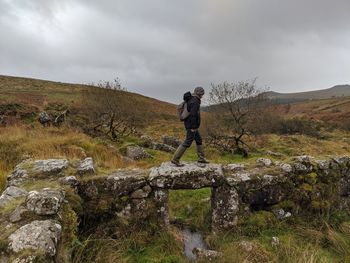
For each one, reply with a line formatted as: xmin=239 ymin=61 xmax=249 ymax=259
xmin=265 ymin=85 xmax=350 ymax=103
xmin=0 ymin=75 xmax=180 ymax=130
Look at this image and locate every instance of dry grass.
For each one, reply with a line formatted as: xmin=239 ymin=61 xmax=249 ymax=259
xmin=0 ymin=124 xmax=127 ymax=191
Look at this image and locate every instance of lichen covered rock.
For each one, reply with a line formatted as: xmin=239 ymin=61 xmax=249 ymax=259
xmin=149 ymin=162 xmax=224 ymax=189
xmin=0 ymin=186 xmax=27 ymax=207
xmin=32 ymin=159 xmax=69 ymax=174
xmin=212 ymin=184 xmax=239 ymax=232
xmin=8 ymin=220 xmax=61 ymax=257
xmin=77 ymin=157 xmax=95 ymax=175
xmin=126 ymin=146 xmax=152 ymax=160
xmin=105 ymin=169 xmax=148 ymax=196
xmin=26 ymin=189 xmax=65 ymax=215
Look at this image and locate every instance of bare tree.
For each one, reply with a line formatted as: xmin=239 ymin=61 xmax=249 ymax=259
xmin=81 ymin=83 xmax=140 ymax=140
xmin=206 ymin=79 xmax=268 ymax=157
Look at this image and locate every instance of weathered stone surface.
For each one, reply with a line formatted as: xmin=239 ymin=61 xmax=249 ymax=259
xmin=271 ymin=237 xmax=280 ymax=247
xmin=38 ymin=111 xmax=51 ymax=126
xmin=78 ymin=180 xmax=99 ymax=199
xmin=8 ymin=220 xmax=61 ymax=256
xmin=192 ymin=248 xmax=222 ymax=261
xmin=212 ymin=184 xmax=239 ymax=232
xmin=293 ymin=162 xmax=313 ymax=174
xmin=280 ymin=163 xmax=293 ymax=173
xmin=161 ymin=135 xmax=182 ymax=148
xmin=152 ymin=143 xmax=176 ymax=153
xmin=272 ymin=208 xmax=291 ymax=220
xmin=332 ymin=156 xmax=350 ymax=167
xmin=226 ymin=172 xmax=252 ymax=186
xmin=105 ymin=169 xmax=148 ymax=196
xmin=32 ymin=159 xmax=69 ymax=174
xmin=126 ymin=146 xmax=153 ymax=160
xmin=315 ymin=159 xmax=330 ymax=171
xmin=58 ymin=176 xmax=78 ymax=188
xmin=256 ymin=158 xmax=273 ymax=167
xmin=153 ymin=189 xmax=169 ymax=227
xmin=77 ymin=157 xmax=95 ymax=175
xmin=9 ymin=206 xmax=28 ymax=223
xmin=140 ymin=135 xmax=153 ymax=148
xmin=227 ymin=172 xmax=288 ymax=206
xmin=26 ymin=189 xmax=65 ymax=215
xmin=294 ymin=155 xmax=313 ymax=164
xmin=149 ymin=162 xmax=224 ymax=189
xmin=130 ymin=185 xmax=152 ymax=199
xmin=223 ymin=163 xmax=245 ymax=173
xmin=0 ymin=186 xmax=27 ymax=207
xmin=7 ymin=167 xmax=29 ymax=186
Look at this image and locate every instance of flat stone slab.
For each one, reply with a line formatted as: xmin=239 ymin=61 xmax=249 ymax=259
xmin=149 ymin=162 xmax=224 ymax=189
xmin=32 ymin=159 xmax=69 ymax=174
xmin=105 ymin=168 xmax=148 ymax=196
xmin=8 ymin=220 xmax=61 ymax=256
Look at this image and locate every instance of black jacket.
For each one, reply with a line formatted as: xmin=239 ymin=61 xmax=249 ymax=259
xmin=184 ymin=94 xmax=201 ymax=129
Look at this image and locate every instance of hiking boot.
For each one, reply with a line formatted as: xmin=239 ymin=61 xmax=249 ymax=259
xmin=196 ymin=144 xmax=209 ymax=164
xmin=171 ymin=145 xmax=187 ymax=167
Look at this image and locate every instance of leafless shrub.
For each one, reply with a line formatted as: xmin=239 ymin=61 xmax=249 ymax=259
xmin=206 ymin=79 xmax=269 ymax=157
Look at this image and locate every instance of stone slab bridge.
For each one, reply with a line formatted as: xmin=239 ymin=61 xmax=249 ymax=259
xmin=1 ymin=155 xmax=350 ymax=262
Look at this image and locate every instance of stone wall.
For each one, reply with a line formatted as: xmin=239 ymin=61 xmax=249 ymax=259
xmin=1 ymin=155 xmax=350 ymax=262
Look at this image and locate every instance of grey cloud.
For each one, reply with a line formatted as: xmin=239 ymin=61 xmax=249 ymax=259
xmin=0 ymin=0 xmax=349 ymax=103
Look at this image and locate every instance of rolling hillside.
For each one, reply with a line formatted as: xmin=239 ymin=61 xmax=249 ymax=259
xmin=266 ymin=85 xmax=350 ymax=103
xmin=0 ymin=75 xmax=181 ymax=133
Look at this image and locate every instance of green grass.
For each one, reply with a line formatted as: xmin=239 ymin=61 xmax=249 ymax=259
xmin=169 ymin=188 xmax=211 ymax=232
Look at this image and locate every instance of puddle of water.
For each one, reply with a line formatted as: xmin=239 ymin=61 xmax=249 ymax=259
xmin=182 ymin=228 xmax=207 ymax=260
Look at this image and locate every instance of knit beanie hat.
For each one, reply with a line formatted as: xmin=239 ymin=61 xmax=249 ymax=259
xmin=194 ymin=86 xmax=205 ymax=96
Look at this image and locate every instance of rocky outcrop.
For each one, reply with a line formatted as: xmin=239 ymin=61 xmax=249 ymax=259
xmin=77 ymin=157 xmax=95 ymax=175
xmin=8 ymin=220 xmax=61 ymax=256
xmin=126 ymin=146 xmax=152 ymax=160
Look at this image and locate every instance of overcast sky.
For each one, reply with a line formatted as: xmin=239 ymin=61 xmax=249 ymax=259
xmin=1 ymin=0 xmax=350 ymax=103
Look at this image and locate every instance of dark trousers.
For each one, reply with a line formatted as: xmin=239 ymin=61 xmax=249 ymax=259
xmin=182 ymin=129 xmax=202 ymax=148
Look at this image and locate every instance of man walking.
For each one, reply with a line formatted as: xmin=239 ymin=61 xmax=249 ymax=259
xmin=171 ymin=87 xmax=209 ymax=167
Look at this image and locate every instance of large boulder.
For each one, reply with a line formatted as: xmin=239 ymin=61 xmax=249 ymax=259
xmin=32 ymin=159 xmax=69 ymax=174
xmin=26 ymin=189 xmax=65 ymax=215
xmin=0 ymin=186 xmax=27 ymax=207
xmin=126 ymin=146 xmax=152 ymax=160
xmin=105 ymin=169 xmax=148 ymax=196
xmin=8 ymin=220 xmax=61 ymax=257
xmin=77 ymin=157 xmax=95 ymax=175
xmin=149 ymin=162 xmax=224 ymax=189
